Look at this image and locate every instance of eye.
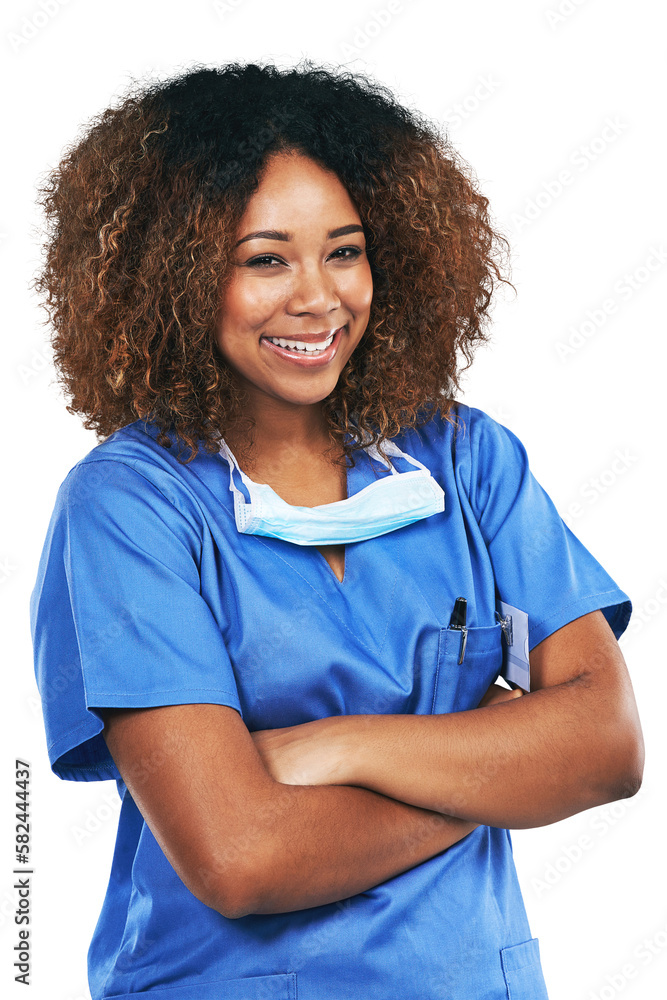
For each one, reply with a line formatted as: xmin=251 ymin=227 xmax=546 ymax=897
xmin=330 ymin=246 xmax=363 ymax=260
xmin=244 ymin=254 xmax=283 ymax=269
xmin=244 ymin=246 xmax=364 ymax=269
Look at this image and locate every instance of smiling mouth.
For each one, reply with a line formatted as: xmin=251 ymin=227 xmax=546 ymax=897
xmin=263 ymin=331 xmax=336 ymax=354
xmin=260 ymin=325 xmax=346 ymax=365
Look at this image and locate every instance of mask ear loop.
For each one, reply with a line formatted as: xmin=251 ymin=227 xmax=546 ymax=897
xmin=367 ymin=439 xmax=435 ymax=477
xmin=364 ymin=442 xmax=398 ymax=474
xmin=218 ymin=440 xmax=256 ymax=528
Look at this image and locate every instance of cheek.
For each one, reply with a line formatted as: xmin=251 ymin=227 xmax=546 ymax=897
xmin=220 ymin=277 xmax=280 ymax=332
xmin=346 ymin=263 xmax=374 ymax=315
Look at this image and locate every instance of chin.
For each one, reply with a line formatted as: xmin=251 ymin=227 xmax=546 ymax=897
xmin=267 ymin=375 xmax=341 ymax=407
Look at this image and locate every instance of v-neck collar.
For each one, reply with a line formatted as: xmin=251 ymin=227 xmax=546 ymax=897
xmin=312 ymin=452 xmax=379 ymax=586
xmin=190 ymin=441 xmax=397 ymax=586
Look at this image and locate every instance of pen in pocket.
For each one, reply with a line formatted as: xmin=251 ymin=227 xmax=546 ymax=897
xmin=448 ymin=596 xmax=468 ymax=665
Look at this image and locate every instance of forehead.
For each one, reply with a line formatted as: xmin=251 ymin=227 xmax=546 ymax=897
xmin=240 ymin=152 xmax=360 ymax=224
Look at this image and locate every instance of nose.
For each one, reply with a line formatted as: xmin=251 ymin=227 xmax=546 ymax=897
xmin=286 ymin=263 xmax=341 ymax=316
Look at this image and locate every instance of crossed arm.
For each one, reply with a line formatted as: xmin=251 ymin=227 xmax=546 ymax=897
xmin=250 ymin=610 xmax=644 ymax=829
xmin=102 ymin=609 xmax=643 ymax=919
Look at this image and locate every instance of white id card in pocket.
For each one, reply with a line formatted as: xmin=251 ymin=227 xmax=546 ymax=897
xmin=495 ymin=599 xmax=531 ymax=692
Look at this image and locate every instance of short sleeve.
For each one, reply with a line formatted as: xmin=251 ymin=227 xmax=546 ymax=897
xmin=466 ymin=407 xmax=632 ymax=649
xmin=29 ymin=459 xmax=243 ymax=782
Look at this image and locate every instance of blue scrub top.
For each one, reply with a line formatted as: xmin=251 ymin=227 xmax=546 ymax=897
xmin=29 ymin=403 xmax=631 ymax=1000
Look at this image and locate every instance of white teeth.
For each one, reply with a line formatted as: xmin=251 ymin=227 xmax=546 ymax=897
xmin=266 ymin=332 xmax=335 ymax=353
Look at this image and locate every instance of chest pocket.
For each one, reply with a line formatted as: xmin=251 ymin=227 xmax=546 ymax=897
xmin=500 ymin=937 xmax=550 ymax=999
xmin=431 ymin=621 xmax=504 ymax=714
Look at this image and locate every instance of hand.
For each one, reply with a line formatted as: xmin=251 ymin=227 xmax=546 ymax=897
xmin=250 ymin=716 xmax=350 ymax=787
xmin=477 ymin=681 xmax=525 ymax=709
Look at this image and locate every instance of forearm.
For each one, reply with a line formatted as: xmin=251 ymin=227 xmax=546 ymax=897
xmin=337 ymin=677 xmax=642 ymax=829
xmin=232 ymin=782 xmax=478 ymax=917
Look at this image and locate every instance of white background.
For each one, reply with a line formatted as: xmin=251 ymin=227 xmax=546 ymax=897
xmin=2 ymin=1 xmax=666 ymax=998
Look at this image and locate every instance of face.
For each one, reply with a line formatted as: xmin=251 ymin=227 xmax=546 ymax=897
xmin=215 ymin=151 xmax=373 ymax=415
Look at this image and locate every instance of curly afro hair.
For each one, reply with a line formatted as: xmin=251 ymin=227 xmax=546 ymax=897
xmin=32 ymin=58 xmax=514 ymax=465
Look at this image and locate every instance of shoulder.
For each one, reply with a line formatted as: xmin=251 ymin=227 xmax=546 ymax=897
xmin=396 ymin=401 xmax=526 ymax=468
xmin=57 ymin=420 xmax=207 ymax=534
xmin=393 ymin=403 xmax=533 ymax=523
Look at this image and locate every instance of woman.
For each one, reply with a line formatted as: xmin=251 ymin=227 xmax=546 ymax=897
xmin=30 ymin=60 xmax=644 ymax=999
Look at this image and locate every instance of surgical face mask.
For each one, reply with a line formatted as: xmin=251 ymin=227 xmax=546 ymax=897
xmin=217 ymin=437 xmax=445 ymax=545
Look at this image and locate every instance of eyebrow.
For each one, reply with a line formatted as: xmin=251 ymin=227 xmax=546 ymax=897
xmin=234 ymin=223 xmax=364 ymax=249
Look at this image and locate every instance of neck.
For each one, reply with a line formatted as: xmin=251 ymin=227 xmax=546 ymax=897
xmin=224 ymin=392 xmax=338 ymax=469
